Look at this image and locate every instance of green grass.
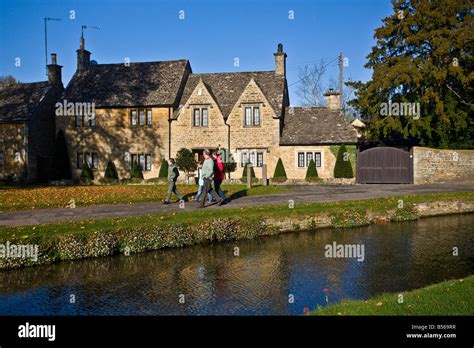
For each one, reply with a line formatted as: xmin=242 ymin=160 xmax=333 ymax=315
xmin=0 ymin=184 xmax=286 ymax=211
xmin=0 ymin=191 xmax=472 ymax=240
xmin=310 ymin=276 xmax=474 ymax=316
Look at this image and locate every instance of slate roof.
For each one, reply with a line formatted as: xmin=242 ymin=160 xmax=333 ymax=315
xmin=62 ymin=60 xmax=190 ymax=107
xmin=176 ymin=71 xmax=286 ymax=119
xmin=280 ymin=107 xmax=358 ymax=145
xmin=0 ymin=82 xmax=52 ymax=123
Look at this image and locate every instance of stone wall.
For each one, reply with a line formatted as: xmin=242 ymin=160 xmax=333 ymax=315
xmin=413 ymin=147 xmax=474 ymax=184
xmin=0 ymin=123 xmax=27 ymax=181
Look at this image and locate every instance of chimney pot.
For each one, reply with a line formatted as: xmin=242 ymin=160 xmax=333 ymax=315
xmin=51 ymin=53 xmax=57 ymax=65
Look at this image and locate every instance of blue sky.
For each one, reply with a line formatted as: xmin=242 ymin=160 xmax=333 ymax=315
xmin=0 ymin=0 xmax=393 ymax=105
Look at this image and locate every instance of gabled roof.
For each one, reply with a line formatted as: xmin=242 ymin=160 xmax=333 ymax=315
xmin=176 ymin=71 xmax=286 ymax=119
xmin=280 ymin=107 xmax=358 ymax=145
xmin=63 ymin=60 xmax=190 ymax=107
xmin=0 ymin=82 xmax=52 ymax=123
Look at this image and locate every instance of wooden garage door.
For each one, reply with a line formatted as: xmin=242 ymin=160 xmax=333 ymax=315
xmin=356 ymin=147 xmax=413 ymax=184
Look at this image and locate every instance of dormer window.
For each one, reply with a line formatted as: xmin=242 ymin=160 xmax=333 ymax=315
xmin=244 ymin=106 xmax=260 ymax=127
xmin=192 ymin=107 xmax=209 ymax=127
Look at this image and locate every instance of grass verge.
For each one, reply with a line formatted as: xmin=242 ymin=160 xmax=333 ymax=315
xmin=309 ymin=276 xmax=474 ymax=316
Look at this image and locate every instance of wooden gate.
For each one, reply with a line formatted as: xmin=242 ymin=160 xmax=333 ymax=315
xmin=356 ymin=147 xmax=413 ymax=184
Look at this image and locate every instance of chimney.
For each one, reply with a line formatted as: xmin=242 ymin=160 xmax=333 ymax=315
xmin=274 ymin=43 xmax=287 ymax=77
xmin=77 ymin=36 xmax=91 ymax=72
xmin=47 ymin=53 xmax=63 ymax=91
xmin=324 ymin=88 xmax=341 ymax=110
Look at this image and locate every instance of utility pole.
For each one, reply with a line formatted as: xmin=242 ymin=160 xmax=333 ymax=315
xmin=44 ymin=17 xmax=61 ymax=76
xmin=339 ymin=51 xmax=343 ymax=110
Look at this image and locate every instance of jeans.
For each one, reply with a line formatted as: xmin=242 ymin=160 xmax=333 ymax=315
xmin=165 ymin=181 xmax=184 ymax=202
xmin=200 ymin=178 xmax=222 ymax=207
xmin=194 ymin=185 xmax=213 ymax=202
xmin=213 ymin=179 xmax=227 ymax=199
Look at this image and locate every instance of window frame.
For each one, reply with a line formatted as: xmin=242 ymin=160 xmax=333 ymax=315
xmin=297 ymin=152 xmax=305 ymax=168
xmin=130 ymin=110 xmax=138 ymax=127
xmin=253 ymin=107 xmax=260 ymax=126
xmin=145 ymin=154 xmax=152 ymax=171
xmin=146 ymin=109 xmax=152 ymax=126
xmin=138 ymin=109 xmax=145 ymax=126
xmin=193 ymin=108 xmax=200 ymax=127
xmin=75 ymin=115 xmax=81 ymax=127
xmin=314 ymin=152 xmax=322 ymax=168
xmin=77 ymin=152 xmax=83 ymax=169
xmin=244 ymin=107 xmax=252 ymax=127
xmin=92 ymin=152 xmax=98 ymax=169
xmin=201 ymin=108 xmax=208 ymax=127
xmin=256 ymin=152 xmax=263 ymax=167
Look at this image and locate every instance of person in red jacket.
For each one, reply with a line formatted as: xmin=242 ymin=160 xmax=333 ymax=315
xmin=212 ymin=151 xmax=229 ymax=202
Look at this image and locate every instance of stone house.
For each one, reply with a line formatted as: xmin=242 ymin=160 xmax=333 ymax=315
xmin=0 ymin=54 xmax=63 ymax=183
xmin=58 ymin=39 xmax=358 ymax=181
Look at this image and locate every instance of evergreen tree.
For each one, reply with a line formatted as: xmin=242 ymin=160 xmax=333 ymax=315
xmin=158 ymin=159 xmax=168 ymax=178
xmin=334 ymin=145 xmax=354 ymax=178
xmin=80 ymin=159 xmax=94 ymax=181
xmin=130 ymin=160 xmax=143 ymax=179
xmin=347 ymin=0 xmax=473 ymax=148
xmin=104 ymin=160 xmax=118 ymax=180
xmin=241 ymin=163 xmax=257 ymax=183
xmin=273 ymin=158 xmax=287 ymax=182
xmin=305 ymin=159 xmax=319 ymax=181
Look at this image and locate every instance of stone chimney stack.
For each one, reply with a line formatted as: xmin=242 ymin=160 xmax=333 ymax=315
xmin=47 ymin=53 xmax=63 ymax=91
xmin=77 ymin=36 xmax=91 ymax=72
xmin=324 ymin=88 xmax=341 ymax=110
xmin=274 ymin=43 xmax=287 ymax=77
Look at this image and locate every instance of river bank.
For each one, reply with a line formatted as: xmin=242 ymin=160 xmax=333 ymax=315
xmin=0 ymin=192 xmax=473 ymax=270
xmin=310 ymin=276 xmax=474 ymax=316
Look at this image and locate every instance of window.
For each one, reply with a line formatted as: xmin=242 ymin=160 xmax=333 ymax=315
xmin=130 ymin=153 xmax=152 ymax=171
xmin=131 ymin=110 xmax=137 ymax=126
xmin=146 ymin=109 xmax=152 ymax=125
xmin=245 ymin=107 xmax=252 ymax=126
xmin=257 ymin=152 xmax=263 ymax=167
xmin=75 ymin=115 xmax=81 ymax=127
xmin=193 ymin=109 xmax=200 ymax=127
xmin=0 ymin=152 xmax=4 ymax=167
xmin=92 ymin=153 xmax=98 ymax=169
xmin=77 ymin=152 xmax=83 ymax=169
xmin=306 ymin=152 xmax=313 ymax=167
xmin=85 ymin=152 xmax=92 ymax=168
xmin=241 ymin=152 xmax=248 ymax=167
xmin=253 ymin=107 xmax=260 ymax=126
xmin=298 ymin=152 xmax=305 ymax=167
xmin=201 ymin=108 xmax=208 ymax=127
xmin=249 ymin=152 xmax=256 ymax=167
xmin=131 ymin=154 xmax=138 ymax=167
xmin=244 ymin=106 xmax=261 ymax=127
xmin=145 ymin=154 xmax=152 ymax=171
xmin=314 ymin=152 xmax=322 ymax=167
xmin=89 ymin=112 xmax=96 ymax=127
xmin=139 ymin=110 xmax=145 ymax=126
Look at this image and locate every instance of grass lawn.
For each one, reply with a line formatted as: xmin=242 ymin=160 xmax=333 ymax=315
xmin=309 ymin=276 xmax=474 ymax=316
xmin=0 ymin=191 xmax=472 ymax=240
xmin=0 ymin=184 xmax=286 ymax=211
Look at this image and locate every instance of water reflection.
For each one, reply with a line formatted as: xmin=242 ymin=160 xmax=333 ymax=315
xmin=0 ymin=214 xmax=473 ymax=315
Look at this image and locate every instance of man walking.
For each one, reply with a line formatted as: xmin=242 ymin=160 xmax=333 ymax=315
xmin=198 ymin=150 xmax=224 ymax=208
xmin=163 ymin=158 xmax=185 ymax=204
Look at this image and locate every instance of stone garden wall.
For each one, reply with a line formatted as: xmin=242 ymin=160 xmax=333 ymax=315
xmin=413 ymin=147 xmax=474 ymax=184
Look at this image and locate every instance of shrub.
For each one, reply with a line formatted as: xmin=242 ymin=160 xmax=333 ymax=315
xmin=391 ymin=205 xmax=418 ymax=222
xmin=158 ymin=159 xmax=168 ymax=178
xmin=334 ymin=145 xmax=354 ymax=178
xmin=80 ymin=159 xmax=94 ymax=182
xmin=176 ymin=148 xmax=197 ymax=183
xmin=104 ymin=160 xmax=118 ymax=180
xmin=273 ymin=158 xmax=287 ymax=182
xmin=130 ymin=160 xmax=144 ymax=179
xmin=223 ymin=162 xmax=237 ymax=179
xmin=240 ymin=164 xmax=258 ymax=183
xmin=305 ymin=159 xmax=319 ymax=182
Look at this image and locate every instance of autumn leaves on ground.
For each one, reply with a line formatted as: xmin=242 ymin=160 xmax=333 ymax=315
xmin=0 ymin=184 xmax=286 ymax=211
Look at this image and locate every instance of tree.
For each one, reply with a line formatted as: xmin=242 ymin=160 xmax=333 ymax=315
xmin=104 ymin=160 xmax=118 ymax=180
xmin=130 ymin=160 xmax=143 ymax=179
xmin=347 ymin=0 xmax=473 ymax=149
xmin=80 ymin=159 xmax=94 ymax=181
xmin=0 ymin=75 xmax=18 ymax=85
xmin=158 ymin=159 xmax=168 ymax=178
xmin=175 ymin=148 xmax=197 ymax=183
xmin=334 ymin=145 xmax=354 ymax=178
xmin=51 ymin=131 xmax=71 ymax=180
xmin=273 ymin=158 xmax=287 ymax=182
xmin=305 ymin=159 xmax=319 ymax=182
xmin=223 ymin=161 xmax=237 ymax=179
